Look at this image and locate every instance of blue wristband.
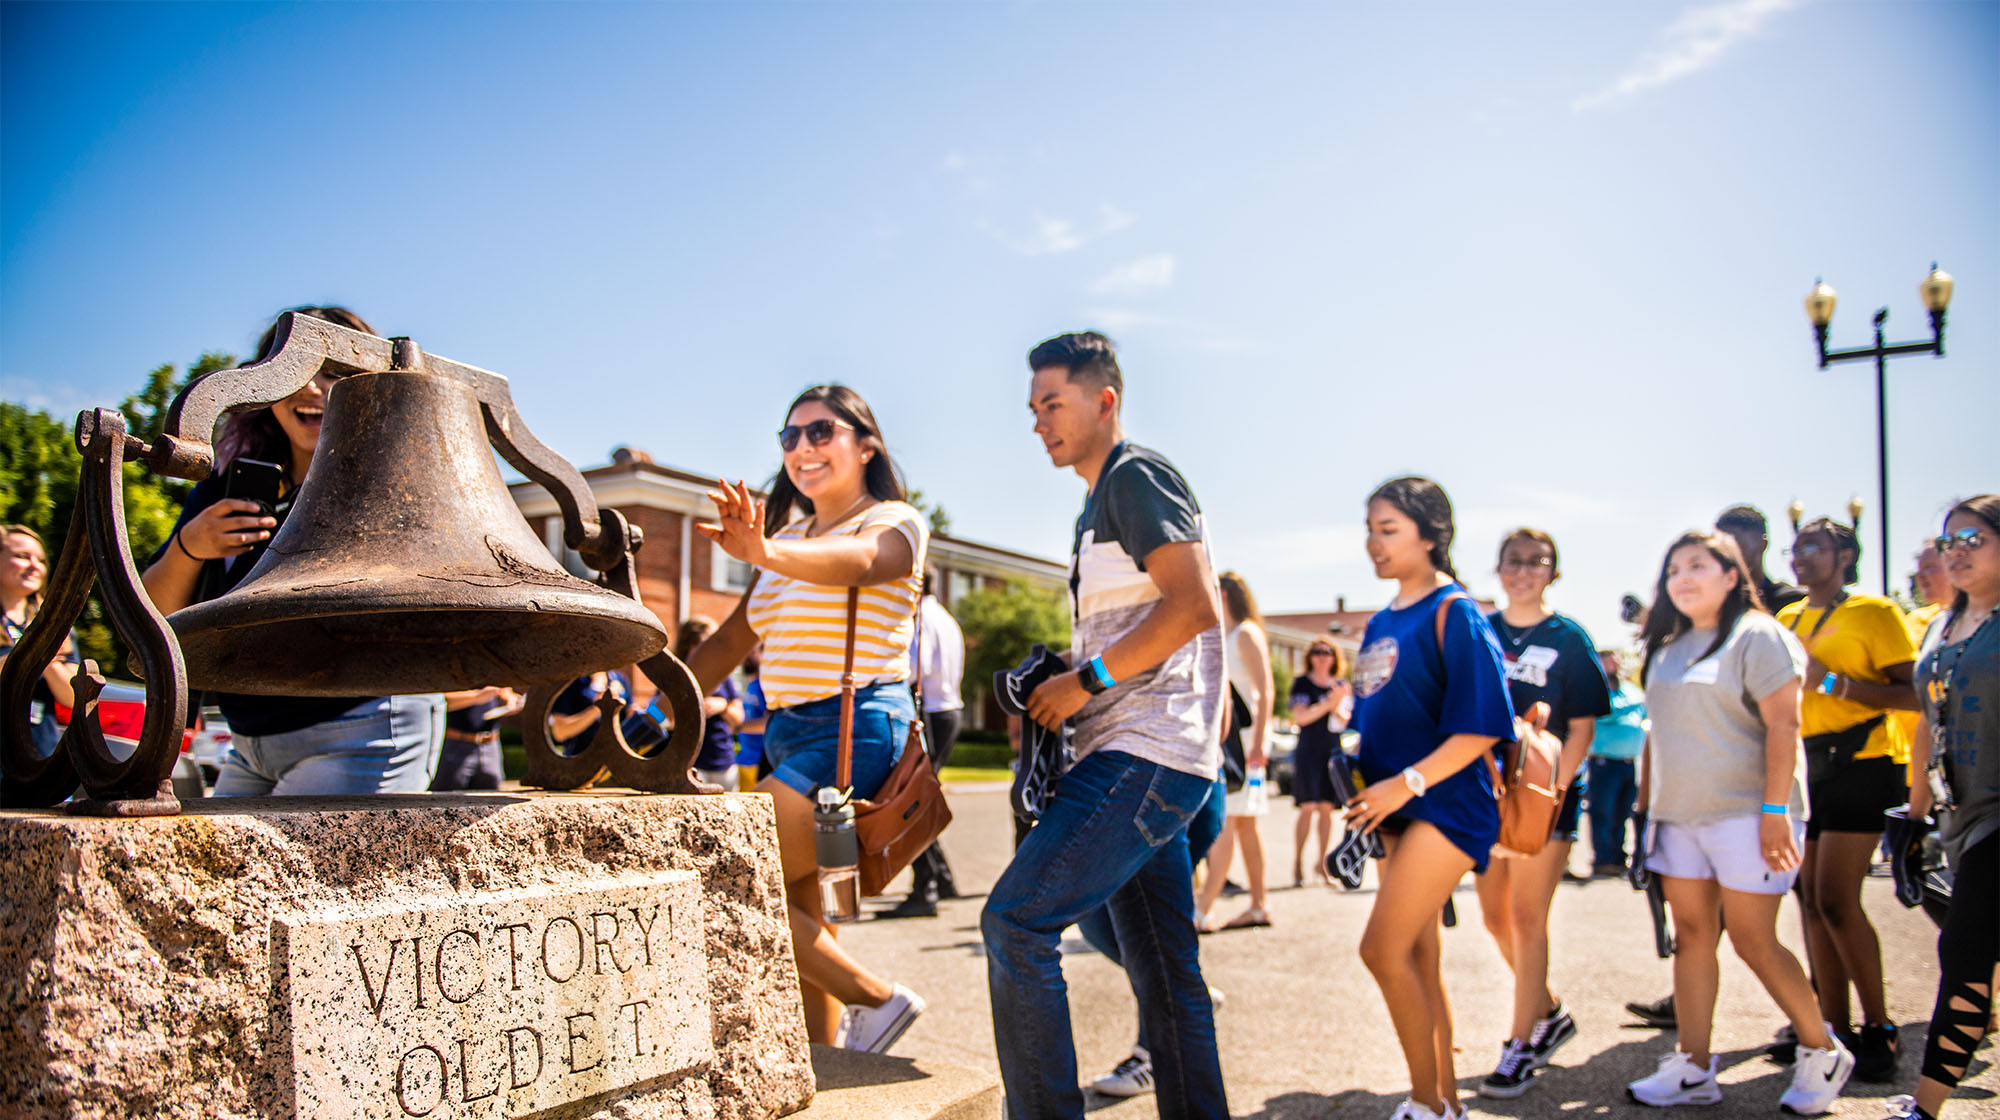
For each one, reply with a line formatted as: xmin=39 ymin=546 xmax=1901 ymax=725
xmin=1088 ymin=655 xmax=1117 ymax=689
xmin=1760 ymin=802 xmax=1787 ymax=815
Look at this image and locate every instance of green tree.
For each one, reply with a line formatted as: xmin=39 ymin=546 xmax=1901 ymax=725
xmin=906 ymin=487 xmax=952 ymax=537
xmin=952 ymin=578 xmax=1069 ymax=710
xmin=1270 ymin=655 xmax=1293 ymax=720
xmin=0 ymin=351 xmax=235 ymax=673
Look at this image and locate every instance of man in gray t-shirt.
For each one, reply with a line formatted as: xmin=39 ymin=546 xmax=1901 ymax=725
xmin=982 ymin=332 xmax=1227 ymax=1120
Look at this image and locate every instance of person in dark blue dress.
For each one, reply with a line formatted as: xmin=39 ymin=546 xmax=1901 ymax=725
xmin=1346 ymin=477 xmax=1516 ymax=1120
xmin=1470 ymin=528 xmax=1612 ymax=1099
xmin=1288 ymin=640 xmax=1353 ymax=885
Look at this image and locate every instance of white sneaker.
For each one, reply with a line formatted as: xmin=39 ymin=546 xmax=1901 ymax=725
xmin=839 ymin=983 xmax=925 ymax=1054
xmin=1388 ymin=1100 xmax=1446 ymax=1120
xmin=1780 ymin=1030 xmax=1855 ymax=1116
xmin=1089 ymin=1046 xmax=1154 ymax=1097
xmin=1627 ymin=1051 xmax=1723 ymax=1107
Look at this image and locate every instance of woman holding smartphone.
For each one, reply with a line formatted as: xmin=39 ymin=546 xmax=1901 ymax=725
xmin=681 ymin=384 xmax=928 ymax=1054
xmin=1345 ymin=477 xmax=1516 ymax=1120
xmin=1777 ymin=517 xmax=1919 ymax=1081
xmin=1885 ymin=495 xmax=2000 ymax=1120
xmin=141 ymin=306 xmax=444 ymax=795
xmin=1474 ymin=528 xmax=1611 ymax=1099
xmin=1626 ymin=530 xmax=1852 ymax=1114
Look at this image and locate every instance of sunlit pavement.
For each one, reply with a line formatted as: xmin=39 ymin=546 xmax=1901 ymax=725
xmin=835 ymin=783 xmax=1997 ymax=1119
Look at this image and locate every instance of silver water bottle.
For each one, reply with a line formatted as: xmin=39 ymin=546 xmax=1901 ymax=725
xmin=815 ymin=786 xmax=862 ymax=923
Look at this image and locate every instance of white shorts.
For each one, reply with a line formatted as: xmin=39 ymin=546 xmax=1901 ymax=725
xmin=1644 ymin=814 xmax=1807 ymax=895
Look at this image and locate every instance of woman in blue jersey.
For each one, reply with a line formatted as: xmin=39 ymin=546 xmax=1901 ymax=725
xmin=1346 ymin=477 xmax=1516 ymax=1120
xmin=1474 ymin=528 xmax=1611 ymax=1099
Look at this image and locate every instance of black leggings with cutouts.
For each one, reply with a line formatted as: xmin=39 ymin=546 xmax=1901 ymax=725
xmin=1922 ymin=830 xmax=1997 ymax=1088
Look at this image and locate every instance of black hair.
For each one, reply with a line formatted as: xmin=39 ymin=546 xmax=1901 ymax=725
xmin=1942 ymin=494 xmax=2000 ymax=615
xmin=1367 ymin=476 xmax=1457 ymax=579
xmin=1715 ymin=505 xmax=1769 ymax=534
xmin=1026 ymin=331 xmax=1123 ymax=399
xmin=214 ymin=305 xmax=378 ymax=478
xmin=762 ymin=384 xmax=907 ymax=535
xmin=1796 ymin=516 xmax=1861 ymax=586
xmin=1639 ymin=530 xmax=1766 ymax=686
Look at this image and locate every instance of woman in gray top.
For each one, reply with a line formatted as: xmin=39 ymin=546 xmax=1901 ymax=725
xmin=1891 ymin=495 xmax=2000 ymax=1120
xmin=1628 ymin=530 xmax=1853 ymax=1115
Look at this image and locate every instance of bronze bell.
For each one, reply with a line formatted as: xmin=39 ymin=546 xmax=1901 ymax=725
xmin=168 ymin=365 xmax=667 ymax=696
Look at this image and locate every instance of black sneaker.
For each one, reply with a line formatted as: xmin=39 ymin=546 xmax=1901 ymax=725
xmin=1768 ymin=1023 xmax=1799 ymax=1065
xmin=1529 ymin=1001 xmax=1577 ymax=1067
xmin=1478 ymin=1040 xmax=1538 ymax=1098
xmin=1625 ymin=993 xmax=1676 ymax=1029
xmin=1854 ymin=1023 xmax=1899 ymax=1082
xmin=878 ymin=895 xmax=938 ymax=920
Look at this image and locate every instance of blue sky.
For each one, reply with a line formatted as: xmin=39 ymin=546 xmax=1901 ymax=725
xmin=4 ymin=0 xmax=1994 ymax=644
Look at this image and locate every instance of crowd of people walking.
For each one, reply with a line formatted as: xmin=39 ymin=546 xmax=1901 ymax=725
xmin=3 ymin=312 xmax=1989 ymax=1120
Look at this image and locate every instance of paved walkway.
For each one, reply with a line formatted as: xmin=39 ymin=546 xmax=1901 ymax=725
xmin=835 ymin=784 xmax=1997 ymax=1119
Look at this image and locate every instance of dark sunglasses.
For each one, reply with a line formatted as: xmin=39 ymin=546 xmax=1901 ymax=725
xmin=1934 ymin=527 xmax=1988 ymax=554
xmin=776 ymin=418 xmax=855 ymax=452
xmin=1308 ymin=647 xmax=1336 ymax=657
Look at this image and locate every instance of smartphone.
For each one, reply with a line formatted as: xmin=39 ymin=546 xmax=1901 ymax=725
xmin=1619 ymin=594 xmax=1645 ymax=625
xmin=223 ymin=458 xmax=284 ymax=519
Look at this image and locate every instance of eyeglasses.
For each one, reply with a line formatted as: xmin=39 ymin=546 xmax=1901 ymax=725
xmin=1499 ymin=557 xmax=1553 ymax=572
xmin=1308 ymin=648 xmax=1335 ymax=657
xmin=1934 ymin=527 xmax=1988 ymax=555
xmin=1784 ymin=543 xmax=1829 ymax=559
xmin=776 ymin=418 xmax=854 ymax=452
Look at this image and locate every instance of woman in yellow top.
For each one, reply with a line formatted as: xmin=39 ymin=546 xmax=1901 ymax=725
xmin=1779 ymin=517 xmax=1920 ymax=1082
xmin=685 ymin=384 xmax=929 ymax=1055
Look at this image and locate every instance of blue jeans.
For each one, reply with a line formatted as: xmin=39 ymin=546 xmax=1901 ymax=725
xmin=214 ymin=694 xmax=444 ymax=796
xmin=1076 ymin=774 xmax=1225 ymax=1053
xmin=762 ymin=682 xmax=912 ymax=800
xmin=982 ymin=750 xmax=1225 ymax=1119
xmin=1586 ymin=756 xmax=1638 ymax=868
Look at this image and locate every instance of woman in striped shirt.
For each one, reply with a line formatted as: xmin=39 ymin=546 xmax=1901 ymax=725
xmin=686 ymin=384 xmax=930 ymax=1054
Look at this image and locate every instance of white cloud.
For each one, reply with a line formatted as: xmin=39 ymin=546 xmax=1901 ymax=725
xmin=1091 ymin=252 xmax=1176 ymax=295
xmin=1573 ymin=0 xmax=1803 ymax=112
xmin=981 ymin=204 xmax=1138 ymax=257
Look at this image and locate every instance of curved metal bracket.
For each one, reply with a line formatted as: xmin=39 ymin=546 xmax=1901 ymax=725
xmin=2 ymin=410 xmax=186 ymax=813
xmin=518 ymin=648 xmax=714 ymax=796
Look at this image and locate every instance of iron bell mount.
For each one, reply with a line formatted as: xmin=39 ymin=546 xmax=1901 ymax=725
xmin=1 ymin=313 xmax=715 ymax=816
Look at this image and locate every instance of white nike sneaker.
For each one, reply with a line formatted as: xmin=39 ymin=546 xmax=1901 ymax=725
xmin=1387 ymin=1100 xmax=1446 ymax=1120
xmin=1627 ymin=1050 xmax=1723 ymax=1107
xmin=1780 ymin=1029 xmax=1855 ymax=1116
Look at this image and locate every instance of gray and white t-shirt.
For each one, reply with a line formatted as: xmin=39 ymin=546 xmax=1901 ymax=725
xmin=1644 ymin=610 xmax=1807 ymax=825
xmin=1067 ymin=442 xmax=1224 ymax=780
xmin=1915 ymin=612 xmax=2000 ymax=866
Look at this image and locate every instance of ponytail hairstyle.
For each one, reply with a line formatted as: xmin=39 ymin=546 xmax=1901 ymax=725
xmin=762 ymin=384 xmax=907 ymax=535
xmin=1941 ymin=495 xmax=2000 ymax=615
xmin=1796 ymin=516 xmax=1861 ymax=586
xmin=1368 ymin=476 xmax=1457 ymax=579
xmin=1639 ymin=530 xmax=1765 ymax=686
xmin=1 ymin=525 xmax=46 ymax=622
xmin=213 ymin=306 xmax=378 ymax=479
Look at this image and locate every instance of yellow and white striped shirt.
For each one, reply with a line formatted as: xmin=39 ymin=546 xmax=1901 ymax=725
xmin=745 ymin=501 xmax=927 ymax=710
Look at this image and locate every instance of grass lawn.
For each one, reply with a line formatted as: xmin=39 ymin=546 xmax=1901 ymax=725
xmin=939 ymin=764 xmax=1012 ymax=786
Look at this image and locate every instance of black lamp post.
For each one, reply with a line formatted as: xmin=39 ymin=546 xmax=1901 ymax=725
xmin=1804 ymin=265 xmax=1955 ymax=596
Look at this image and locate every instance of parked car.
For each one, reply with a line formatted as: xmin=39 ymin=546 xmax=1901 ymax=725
xmin=1269 ymin=729 xmax=1360 ymax=798
xmin=91 ymin=682 xmax=206 ymax=800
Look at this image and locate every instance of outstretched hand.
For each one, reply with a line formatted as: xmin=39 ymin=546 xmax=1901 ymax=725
xmin=694 ymin=479 xmax=770 ymax=568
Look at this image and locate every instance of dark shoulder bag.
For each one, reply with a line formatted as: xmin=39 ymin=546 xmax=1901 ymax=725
xmin=839 ymin=588 xmax=954 ymax=898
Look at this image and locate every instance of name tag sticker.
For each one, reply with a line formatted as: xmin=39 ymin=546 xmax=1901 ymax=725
xmin=1518 ymin=646 xmax=1558 ymax=670
xmin=1681 ymin=660 xmax=1721 ymax=686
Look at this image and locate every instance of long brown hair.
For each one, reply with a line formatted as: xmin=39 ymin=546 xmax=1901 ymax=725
xmin=763 ymin=384 xmax=907 ymax=535
xmin=1639 ymin=530 xmax=1765 ymax=686
xmin=1218 ymin=570 xmax=1264 ymax=629
xmin=213 ymin=306 xmax=378 ymax=478
xmin=1942 ymin=494 xmax=2000 ymax=615
xmin=1 ymin=525 xmax=46 ymax=622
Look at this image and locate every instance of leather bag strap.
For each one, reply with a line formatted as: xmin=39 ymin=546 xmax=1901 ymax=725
xmin=837 ymin=587 xmax=859 ymax=793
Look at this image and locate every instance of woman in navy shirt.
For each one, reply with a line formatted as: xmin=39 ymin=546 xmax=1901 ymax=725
xmin=1472 ymin=528 xmax=1611 ymax=1099
xmin=1347 ymin=477 xmax=1516 ymax=1120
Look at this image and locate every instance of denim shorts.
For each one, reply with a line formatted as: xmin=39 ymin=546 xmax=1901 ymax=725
xmin=763 ymin=681 xmax=912 ymax=800
xmin=215 ymin=694 xmax=444 ymax=797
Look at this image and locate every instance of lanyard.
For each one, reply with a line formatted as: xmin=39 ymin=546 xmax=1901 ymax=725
xmin=1790 ymin=591 xmax=1848 ymax=644
xmin=1925 ymin=608 xmax=1998 ymax=808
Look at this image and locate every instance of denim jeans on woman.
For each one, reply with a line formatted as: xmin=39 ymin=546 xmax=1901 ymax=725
xmin=982 ymin=748 xmax=1226 ymax=1119
xmin=214 ymin=694 xmax=444 ymax=796
xmin=1586 ymin=756 xmax=1639 ymax=868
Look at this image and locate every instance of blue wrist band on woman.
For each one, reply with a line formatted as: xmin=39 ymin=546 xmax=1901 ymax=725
xmin=1760 ymin=802 xmax=1786 ymax=815
xmin=1088 ymin=655 xmax=1115 ymax=689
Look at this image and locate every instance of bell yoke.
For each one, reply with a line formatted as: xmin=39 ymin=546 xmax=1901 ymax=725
xmin=0 ymin=312 xmax=711 ymax=815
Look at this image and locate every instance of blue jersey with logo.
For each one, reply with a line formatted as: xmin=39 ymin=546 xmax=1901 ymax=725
xmin=1353 ymin=584 xmax=1516 ymax=870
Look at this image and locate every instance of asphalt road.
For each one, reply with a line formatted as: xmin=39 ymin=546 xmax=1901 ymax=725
xmin=834 ymin=783 xmax=1998 ymax=1119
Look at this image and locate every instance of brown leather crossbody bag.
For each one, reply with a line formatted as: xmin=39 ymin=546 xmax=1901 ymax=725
xmin=837 ymin=587 xmax=954 ymax=897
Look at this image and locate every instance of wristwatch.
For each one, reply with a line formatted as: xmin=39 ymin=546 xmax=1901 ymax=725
xmin=1401 ymin=766 xmax=1427 ymax=797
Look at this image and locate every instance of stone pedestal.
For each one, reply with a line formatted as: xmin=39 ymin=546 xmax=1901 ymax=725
xmin=0 ymin=792 xmax=813 ymax=1120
